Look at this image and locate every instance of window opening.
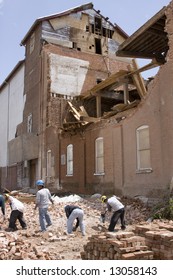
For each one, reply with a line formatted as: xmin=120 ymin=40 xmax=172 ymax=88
xmin=136 ymin=125 xmax=151 ymax=171
xmin=95 ymin=38 xmax=102 ymax=54
xmin=67 ymin=144 xmax=73 ymax=175
xmin=27 ymin=113 xmax=32 ymax=133
xmin=95 ymin=137 xmax=104 ymax=174
xmin=95 ymin=17 xmax=102 ymax=35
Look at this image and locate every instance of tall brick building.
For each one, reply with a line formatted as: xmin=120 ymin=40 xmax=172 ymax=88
xmin=0 ymin=3 xmax=131 ymax=193
xmin=1 ymin=1 xmax=173 ymax=202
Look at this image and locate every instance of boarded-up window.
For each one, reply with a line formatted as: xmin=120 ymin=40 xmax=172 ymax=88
xmin=67 ymin=144 xmax=73 ymax=176
xmin=136 ymin=125 xmax=151 ymax=170
xmin=27 ymin=113 xmax=32 ymax=133
xmin=95 ymin=137 xmax=104 ymax=174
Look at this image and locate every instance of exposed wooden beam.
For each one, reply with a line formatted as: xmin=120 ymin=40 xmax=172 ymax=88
xmin=81 ymin=70 xmax=129 ymax=99
xmin=147 ymin=28 xmax=166 ymax=37
xmin=95 ymin=91 xmax=124 ymax=100
xmin=128 ymin=58 xmax=160 ymax=75
xmin=116 ymin=6 xmax=166 ymax=53
xmin=79 ymin=106 xmax=89 ymax=117
xmin=128 ymin=59 xmax=147 ymax=99
xmin=67 ymin=101 xmax=81 ymax=120
xmin=116 ymin=49 xmax=164 ymax=60
xmin=80 ymin=116 xmax=101 ymax=122
xmin=123 ymin=81 xmax=129 ymax=104
xmin=67 ymin=101 xmax=88 ymax=125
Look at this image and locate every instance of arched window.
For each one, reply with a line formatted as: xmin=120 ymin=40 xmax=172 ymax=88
xmin=136 ymin=125 xmax=151 ymax=170
xmin=95 ymin=137 xmax=104 ymax=174
xmin=67 ymin=144 xmax=73 ymax=176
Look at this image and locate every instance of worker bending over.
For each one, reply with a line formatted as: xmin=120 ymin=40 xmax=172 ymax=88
xmin=101 ymin=195 xmax=126 ymax=232
xmin=64 ymin=205 xmax=85 ymax=236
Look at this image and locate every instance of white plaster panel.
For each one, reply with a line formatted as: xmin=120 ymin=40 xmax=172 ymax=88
xmin=0 ymin=64 xmax=25 ymax=166
xmin=8 ymin=65 xmax=25 ymax=141
xmin=50 ymin=54 xmax=89 ymax=96
xmin=0 ymin=87 xmax=8 ymax=166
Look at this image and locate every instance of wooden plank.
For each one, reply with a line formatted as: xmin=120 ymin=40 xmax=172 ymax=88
xmin=79 ymin=106 xmax=89 ymax=116
xmin=111 ymin=103 xmax=127 ymax=112
xmin=82 ymin=70 xmax=129 ymax=99
xmin=67 ymin=101 xmax=88 ymax=125
xmin=128 ymin=60 xmax=147 ymax=99
xmin=128 ymin=58 xmax=161 ymax=75
xmin=67 ymin=101 xmax=81 ymax=120
xmin=132 ymin=59 xmax=147 ymax=96
xmin=123 ymin=81 xmax=129 ymax=104
xmin=128 ymin=64 xmax=143 ymax=99
xmin=80 ymin=116 xmax=101 ymax=122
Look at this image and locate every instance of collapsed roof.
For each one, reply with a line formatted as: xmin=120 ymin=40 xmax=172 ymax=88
xmin=116 ymin=6 xmax=168 ymax=63
xmin=61 ymin=6 xmax=169 ymax=133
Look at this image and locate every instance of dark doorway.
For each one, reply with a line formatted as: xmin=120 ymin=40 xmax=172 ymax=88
xmin=95 ymin=17 xmax=102 ymax=35
xmin=95 ymin=38 xmax=102 ymax=54
xmin=30 ymin=159 xmax=37 ymax=189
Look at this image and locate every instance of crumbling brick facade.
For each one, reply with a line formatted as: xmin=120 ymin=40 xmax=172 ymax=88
xmin=1 ymin=2 xmax=173 ymax=202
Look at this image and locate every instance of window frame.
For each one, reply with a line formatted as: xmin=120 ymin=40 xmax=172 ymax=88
xmin=136 ymin=125 xmax=152 ymax=172
xmin=95 ymin=137 xmax=104 ymax=175
xmin=67 ymin=144 xmax=73 ymax=176
xmin=27 ymin=113 xmax=32 ymax=133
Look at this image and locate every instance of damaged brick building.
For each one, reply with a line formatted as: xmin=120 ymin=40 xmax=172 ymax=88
xmin=0 ymin=2 xmax=173 ymax=201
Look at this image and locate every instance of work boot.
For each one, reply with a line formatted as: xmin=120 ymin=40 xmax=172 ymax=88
xmin=46 ymin=223 xmax=52 ymax=228
xmin=121 ymin=225 xmax=126 ymax=230
xmin=5 ymin=227 xmax=18 ymax=232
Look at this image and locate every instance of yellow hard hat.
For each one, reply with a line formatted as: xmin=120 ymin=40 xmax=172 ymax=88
xmin=4 ymin=193 xmax=10 ymax=200
xmin=101 ymin=195 xmax=107 ymax=203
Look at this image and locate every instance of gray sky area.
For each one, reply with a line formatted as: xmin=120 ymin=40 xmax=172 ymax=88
xmin=0 ymin=0 xmax=171 ymax=84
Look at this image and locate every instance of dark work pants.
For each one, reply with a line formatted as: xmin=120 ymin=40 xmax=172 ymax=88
xmin=108 ymin=208 xmax=125 ymax=232
xmin=9 ymin=210 xmax=27 ymax=230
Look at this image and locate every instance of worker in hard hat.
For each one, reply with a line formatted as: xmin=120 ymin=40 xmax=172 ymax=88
xmin=4 ymin=193 xmax=27 ymax=231
xmin=64 ymin=205 xmax=85 ymax=236
xmin=35 ymin=180 xmax=54 ymax=232
xmin=101 ymin=195 xmax=126 ymax=232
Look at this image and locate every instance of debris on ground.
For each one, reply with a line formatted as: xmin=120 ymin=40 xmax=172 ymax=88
xmin=0 ymin=193 xmax=172 ymax=259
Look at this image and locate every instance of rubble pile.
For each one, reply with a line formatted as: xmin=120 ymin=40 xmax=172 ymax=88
xmin=0 ymin=231 xmax=58 ymax=260
xmin=84 ymin=195 xmax=152 ymax=225
xmin=81 ymin=220 xmax=173 ymax=260
xmin=0 ymin=193 xmax=172 ymax=260
xmin=122 ymin=197 xmax=151 ymax=224
xmin=81 ymin=231 xmax=153 ymax=260
xmin=134 ymin=220 xmax=173 ymax=259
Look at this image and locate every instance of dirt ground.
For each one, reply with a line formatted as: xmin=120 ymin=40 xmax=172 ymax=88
xmin=0 ymin=194 xmax=152 ymax=260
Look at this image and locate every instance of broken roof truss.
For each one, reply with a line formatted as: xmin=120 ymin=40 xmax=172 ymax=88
xmin=62 ymin=5 xmax=168 ymax=133
xmin=62 ymin=59 xmax=151 ymax=132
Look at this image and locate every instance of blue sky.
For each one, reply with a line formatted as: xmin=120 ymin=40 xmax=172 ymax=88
xmin=0 ymin=0 xmax=171 ymax=84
